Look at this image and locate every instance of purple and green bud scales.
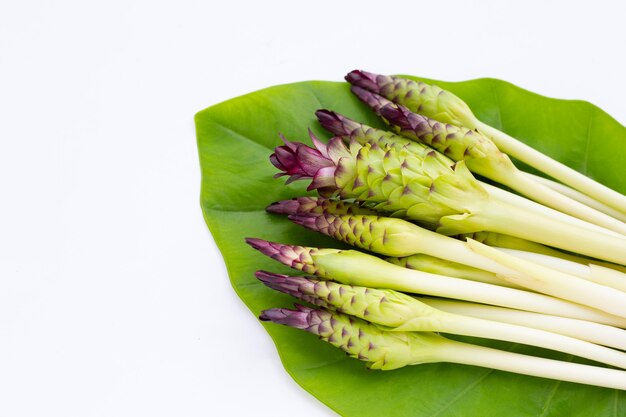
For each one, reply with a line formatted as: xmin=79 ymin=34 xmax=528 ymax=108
xmin=246 ymin=238 xmax=335 ymax=277
xmin=288 ymin=213 xmax=422 ymax=256
xmin=259 ymin=306 xmax=626 ymax=389
xmin=349 ymin=84 xmax=517 ymax=184
xmin=316 ymin=109 xmax=453 ymax=164
xmin=246 ymin=238 xmax=409 ymax=287
xmin=259 ymin=304 xmax=443 ymax=370
xmin=266 ymin=196 xmax=377 ymax=216
xmin=270 ymin=135 xmax=489 ymax=231
xmin=256 ymin=271 xmax=434 ymax=328
xmin=346 ymin=70 xmax=478 ymax=129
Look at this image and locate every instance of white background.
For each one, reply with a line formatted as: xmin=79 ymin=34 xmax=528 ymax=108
xmin=1 ymin=1 xmax=625 ymax=416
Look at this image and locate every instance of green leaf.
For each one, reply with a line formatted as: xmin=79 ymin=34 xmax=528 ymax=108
xmin=195 ymin=78 xmax=626 ymax=417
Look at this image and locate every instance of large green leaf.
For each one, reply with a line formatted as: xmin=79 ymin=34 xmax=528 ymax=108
xmin=195 ymin=77 xmax=626 ymax=417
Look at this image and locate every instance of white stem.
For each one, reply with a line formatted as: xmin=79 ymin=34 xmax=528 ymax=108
xmin=436 ymin=338 xmax=626 ymax=391
xmin=589 ymin=264 xmax=626 ymax=293
xmin=525 ymin=172 xmax=626 ymax=223
xmin=484 ymin=183 xmax=625 ymax=239
xmin=474 ymin=232 xmax=626 ymax=274
xmin=433 ymin=313 xmax=626 ymax=369
xmin=421 ymin=297 xmax=626 ymax=351
xmin=498 ymin=247 xmax=626 ymax=293
xmin=504 ymin=171 xmax=626 ymax=236
xmin=475 ymin=120 xmax=626 ymax=215
xmin=390 ymin=253 xmax=523 ymax=290
xmin=469 ymin=232 xmax=591 ymax=263
xmin=355 ymin=258 xmax=626 ymax=327
xmin=497 ymin=248 xmax=592 ymax=278
xmin=405 ymin=227 xmax=521 ymax=277
xmin=479 ymin=198 xmax=626 ymax=265
xmin=467 ymin=239 xmax=626 ymax=318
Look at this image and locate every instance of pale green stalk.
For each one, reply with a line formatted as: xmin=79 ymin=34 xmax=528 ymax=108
xmin=439 ymin=340 xmax=626 ymax=390
xmin=476 ymin=120 xmax=626 ymax=215
xmin=246 ymin=239 xmax=626 ymax=327
xmin=525 ymin=172 xmax=626 ymax=222
xmin=422 ymin=297 xmax=626 ymax=351
xmin=283 ymin=211 xmax=524 ymax=276
xmin=483 ymin=182 xmax=625 ymax=239
xmin=467 ymin=239 xmax=626 ymax=318
xmin=386 ymin=253 xmax=520 ymax=289
xmin=590 ymin=264 xmax=626 ymax=292
xmin=498 ymin=248 xmax=626 ymax=293
xmin=258 ymin=272 xmax=626 ymax=369
xmin=466 ymin=231 xmax=626 ymax=273
xmin=442 ymin=196 xmax=626 ymax=265
xmin=261 ymin=305 xmax=626 ymax=389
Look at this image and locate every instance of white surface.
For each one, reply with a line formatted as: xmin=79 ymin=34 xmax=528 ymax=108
xmin=1 ymin=1 xmax=625 ymax=416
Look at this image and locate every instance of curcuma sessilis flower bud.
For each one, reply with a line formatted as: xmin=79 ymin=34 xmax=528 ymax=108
xmin=269 ymin=134 xmax=488 ymax=231
xmin=345 ymin=69 xmax=477 ymax=129
xmin=259 ymin=304 xmax=443 ymax=370
xmin=266 ymin=196 xmax=376 ymax=216
xmin=348 ymin=84 xmax=516 ymax=185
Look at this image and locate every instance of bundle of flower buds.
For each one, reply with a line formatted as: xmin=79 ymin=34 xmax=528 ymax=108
xmin=247 ymin=70 xmax=626 ymax=390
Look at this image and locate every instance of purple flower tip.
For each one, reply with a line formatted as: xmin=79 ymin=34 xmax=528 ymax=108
xmin=244 ymin=237 xmax=272 ymax=252
xmin=269 ymin=135 xmax=338 ymax=190
xmin=379 ymin=104 xmax=413 ymax=130
xmin=259 ymin=308 xmax=291 ymax=322
xmin=255 ymin=270 xmax=312 ymax=298
xmin=246 ymin=237 xmax=291 ymax=262
xmin=259 ymin=306 xmax=315 ymax=329
xmin=315 ymin=109 xmax=348 ymax=136
xmin=345 ymin=70 xmax=382 ymax=94
xmin=350 ymin=86 xmax=392 ymax=116
xmin=350 ymin=85 xmax=373 ymax=101
xmin=245 ymin=239 xmax=317 ymax=271
xmin=315 ymin=109 xmax=364 ymax=137
xmin=255 ymin=270 xmax=290 ymax=283
xmin=265 ymin=199 xmax=300 ymax=215
xmin=287 ymin=214 xmax=319 ymax=230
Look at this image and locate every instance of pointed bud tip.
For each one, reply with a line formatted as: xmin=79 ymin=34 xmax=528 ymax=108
xmin=350 ymin=84 xmax=370 ymax=98
xmin=265 ymin=201 xmax=281 ymax=213
xmin=259 ymin=308 xmax=285 ymax=322
xmin=245 ymin=237 xmax=267 ymax=249
xmin=316 ymin=109 xmax=365 ymax=138
xmin=287 ymin=213 xmax=318 ymax=229
xmin=245 ymin=238 xmax=282 ymax=258
xmin=265 ymin=200 xmax=297 ymax=215
xmin=255 ymin=270 xmax=289 ymax=283
xmin=345 ymin=70 xmax=382 ymax=94
xmin=379 ymin=104 xmax=412 ymax=129
xmin=315 ymin=109 xmax=335 ymax=119
xmin=350 ymin=86 xmax=391 ymax=115
xmin=345 ymin=69 xmax=365 ymax=83
xmin=259 ymin=306 xmax=313 ymax=329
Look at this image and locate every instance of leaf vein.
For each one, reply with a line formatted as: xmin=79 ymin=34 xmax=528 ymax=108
xmin=306 ymin=83 xmax=325 ymax=110
xmin=429 ymin=343 xmax=520 ymax=417
xmin=538 ymin=354 xmax=573 ymax=417
xmin=207 ymin=120 xmax=274 ymax=151
xmin=581 ymin=108 xmax=594 ymax=175
xmin=428 ymin=368 xmax=495 ymax=417
xmin=489 ymin=80 xmax=504 ymax=130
